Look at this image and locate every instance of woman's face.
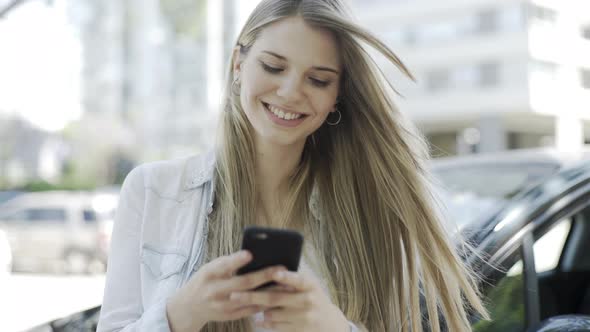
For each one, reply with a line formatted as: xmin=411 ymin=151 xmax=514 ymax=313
xmin=234 ymin=16 xmax=341 ymax=148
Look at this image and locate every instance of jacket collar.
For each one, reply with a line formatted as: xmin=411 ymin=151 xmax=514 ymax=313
xmin=181 ymin=149 xmax=322 ymax=222
xmin=183 ymin=150 xmax=216 ymax=191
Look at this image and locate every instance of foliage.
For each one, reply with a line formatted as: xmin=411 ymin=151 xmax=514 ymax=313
xmin=158 ymin=0 xmax=207 ymax=37
xmin=472 ymin=274 xmax=526 ymax=332
xmin=18 ymin=179 xmax=96 ymax=192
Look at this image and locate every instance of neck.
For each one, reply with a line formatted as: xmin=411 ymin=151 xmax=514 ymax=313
xmin=254 ymin=137 xmax=305 ymax=226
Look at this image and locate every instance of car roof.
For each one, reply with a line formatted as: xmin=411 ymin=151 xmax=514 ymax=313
xmin=431 ymin=146 xmax=590 ymax=170
xmin=0 ymin=191 xmax=98 ymax=210
xmin=466 ymin=159 xmax=590 ymax=247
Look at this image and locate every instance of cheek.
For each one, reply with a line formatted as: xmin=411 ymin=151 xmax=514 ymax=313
xmin=240 ymin=85 xmax=262 ymax=116
xmin=311 ymin=97 xmax=336 ymax=118
xmin=242 ymin=67 xmax=273 ymax=101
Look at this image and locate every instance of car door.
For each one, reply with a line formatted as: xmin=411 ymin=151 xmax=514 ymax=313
xmin=471 ymin=175 xmax=590 ymax=331
xmin=0 ymin=206 xmax=68 ymax=268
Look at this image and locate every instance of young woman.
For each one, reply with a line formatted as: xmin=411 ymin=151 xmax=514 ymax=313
xmin=97 ymin=0 xmax=488 ymax=331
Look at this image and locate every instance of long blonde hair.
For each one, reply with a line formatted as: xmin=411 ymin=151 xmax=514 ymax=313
xmin=205 ymin=0 xmax=489 ymax=331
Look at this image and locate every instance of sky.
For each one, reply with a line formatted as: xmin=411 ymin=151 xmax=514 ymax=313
xmin=0 ymin=0 xmax=82 ymax=132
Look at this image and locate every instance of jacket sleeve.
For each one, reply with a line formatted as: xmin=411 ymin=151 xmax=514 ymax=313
xmin=96 ymin=165 xmax=173 ymax=332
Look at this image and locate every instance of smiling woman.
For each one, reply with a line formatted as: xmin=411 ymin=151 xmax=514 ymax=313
xmin=96 ymin=1 xmax=489 ymax=332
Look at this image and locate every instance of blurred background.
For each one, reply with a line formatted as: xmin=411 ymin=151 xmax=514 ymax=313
xmin=0 ymin=0 xmax=589 ymax=331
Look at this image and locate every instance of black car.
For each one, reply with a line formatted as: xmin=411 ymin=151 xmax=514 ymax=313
xmin=466 ymin=159 xmax=590 ymax=331
xmin=30 ymin=158 xmax=590 ymax=332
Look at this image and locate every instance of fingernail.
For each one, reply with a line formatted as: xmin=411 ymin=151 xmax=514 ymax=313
xmin=275 ymin=271 xmax=285 ymax=279
xmin=241 ymin=251 xmax=250 ymax=259
xmin=230 ymin=292 xmax=243 ymax=301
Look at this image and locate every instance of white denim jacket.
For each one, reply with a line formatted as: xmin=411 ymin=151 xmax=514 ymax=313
xmin=96 ymin=151 xmax=361 ymax=332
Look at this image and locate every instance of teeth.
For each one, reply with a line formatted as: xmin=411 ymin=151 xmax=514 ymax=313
xmin=266 ymin=104 xmax=302 ymax=120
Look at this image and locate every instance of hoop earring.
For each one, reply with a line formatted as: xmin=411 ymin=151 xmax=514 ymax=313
xmin=326 ymin=109 xmax=341 ymax=126
xmin=231 ymin=77 xmax=241 ymax=96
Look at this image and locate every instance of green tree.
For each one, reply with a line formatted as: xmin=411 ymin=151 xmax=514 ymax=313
xmin=159 ymin=0 xmax=207 ymax=38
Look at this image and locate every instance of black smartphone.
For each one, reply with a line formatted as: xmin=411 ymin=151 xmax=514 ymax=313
xmin=236 ymin=226 xmax=304 ymax=290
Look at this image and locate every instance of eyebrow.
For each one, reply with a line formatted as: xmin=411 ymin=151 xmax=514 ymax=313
xmin=262 ymin=50 xmax=340 ymax=74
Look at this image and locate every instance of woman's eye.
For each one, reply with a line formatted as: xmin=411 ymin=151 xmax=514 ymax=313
xmin=310 ymin=77 xmax=330 ymax=88
xmin=260 ymin=62 xmax=283 ymax=74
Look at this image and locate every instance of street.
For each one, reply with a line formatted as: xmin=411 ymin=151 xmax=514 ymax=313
xmin=0 ymin=273 xmax=105 ymax=332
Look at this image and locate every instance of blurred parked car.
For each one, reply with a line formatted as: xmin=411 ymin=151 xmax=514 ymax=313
xmin=0 ymin=228 xmax=12 ymax=277
xmin=0 ymin=191 xmax=117 ymax=274
xmin=26 ymin=150 xmax=590 ymax=331
xmin=0 ymin=190 xmax=24 ymax=204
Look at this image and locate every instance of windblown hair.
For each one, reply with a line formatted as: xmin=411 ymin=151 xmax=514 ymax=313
xmin=205 ymin=0 xmax=489 ymax=331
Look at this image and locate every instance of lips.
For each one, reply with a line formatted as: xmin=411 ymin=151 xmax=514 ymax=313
xmin=262 ymin=102 xmax=308 ymax=121
xmin=260 ymin=101 xmax=307 ymax=128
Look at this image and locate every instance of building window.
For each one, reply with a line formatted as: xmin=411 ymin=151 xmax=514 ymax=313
xmin=426 ymin=69 xmax=450 ymax=92
xmin=581 ymin=69 xmax=590 ymax=89
xmin=528 ymin=4 xmax=559 ymax=26
xmin=454 ymin=66 xmax=479 ymax=88
xmin=477 ymin=9 xmax=497 ymax=34
xmin=499 ymin=4 xmax=526 ymax=31
xmin=404 ymin=27 xmax=417 ymax=45
xmin=479 ymin=62 xmax=499 ymax=87
xmin=530 ymin=60 xmax=558 ymax=82
xmin=528 ymin=4 xmax=558 ymax=24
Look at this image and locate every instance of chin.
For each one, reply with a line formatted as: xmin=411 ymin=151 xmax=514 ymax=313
xmin=261 ymin=132 xmax=306 ymax=148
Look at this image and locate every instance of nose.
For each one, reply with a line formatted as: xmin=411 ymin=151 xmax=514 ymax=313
xmin=276 ymin=74 xmax=304 ymax=103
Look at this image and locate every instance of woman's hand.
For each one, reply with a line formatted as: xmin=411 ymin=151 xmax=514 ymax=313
xmin=230 ymin=270 xmax=350 ymax=332
xmin=166 ymin=250 xmax=285 ymax=332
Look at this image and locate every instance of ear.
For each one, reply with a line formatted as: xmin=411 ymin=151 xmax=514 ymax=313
xmin=232 ymin=46 xmax=244 ymax=79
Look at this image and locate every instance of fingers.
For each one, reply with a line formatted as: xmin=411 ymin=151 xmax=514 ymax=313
xmin=221 ymin=265 xmax=287 ymax=292
xmin=225 ymin=305 xmax=265 ymax=321
xmin=230 ymin=289 xmax=312 ymax=309
xmin=266 ymin=284 xmax=296 ymax=292
xmin=272 ymin=270 xmax=315 ymax=292
xmin=256 ymin=308 xmax=306 ymax=332
xmin=263 ymin=307 xmax=304 ymax=323
xmin=204 ymin=250 xmax=252 ymax=279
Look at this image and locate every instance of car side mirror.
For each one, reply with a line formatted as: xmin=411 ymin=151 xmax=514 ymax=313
xmin=528 ymin=315 xmax=590 ymax=332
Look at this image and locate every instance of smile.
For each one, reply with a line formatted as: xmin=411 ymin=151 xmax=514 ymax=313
xmin=262 ymin=102 xmax=304 ymax=120
xmin=261 ymin=102 xmax=308 ymax=128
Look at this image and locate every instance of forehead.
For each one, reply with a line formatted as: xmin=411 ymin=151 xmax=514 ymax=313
xmin=251 ymin=16 xmax=341 ymax=69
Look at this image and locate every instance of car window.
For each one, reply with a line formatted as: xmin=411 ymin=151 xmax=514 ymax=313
xmin=472 ymin=254 xmax=526 ymax=332
xmin=1 ymin=209 xmax=29 ymax=221
xmin=533 ymin=218 xmax=571 ymax=273
xmin=26 ymin=208 xmax=67 ymax=223
xmin=83 ymin=208 xmax=115 ymax=223
xmin=83 ymin=209 xmax=97 ymax=223
xmin=472 ymin=217 xmax=574 ymax=331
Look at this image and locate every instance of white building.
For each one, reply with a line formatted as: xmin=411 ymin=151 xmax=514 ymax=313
xmin=69 ymin=0 xmax=262 ymax=162
xmin=354 ymin=0 xmax=590 ymax=156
